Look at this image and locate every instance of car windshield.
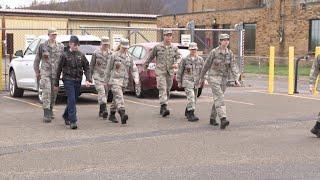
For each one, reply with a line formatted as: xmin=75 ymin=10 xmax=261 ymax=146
xmin=62 ymin=41 xmax=100 ymax=55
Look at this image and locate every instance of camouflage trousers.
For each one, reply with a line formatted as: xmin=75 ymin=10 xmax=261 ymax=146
xmin=156 ymin=73 xmax=173 ymax=105
xmin=39 ymin=76 xmax=57 ymax=110
xmin=210 ymin=83 xmax=227 ymax=120
xmin=185 ymin=88 xmax=198 ymax=111
xmin=110 ymin=85 xmax=125 ymax=111
xmin=94 ymin=80 xmax=109 ymax=105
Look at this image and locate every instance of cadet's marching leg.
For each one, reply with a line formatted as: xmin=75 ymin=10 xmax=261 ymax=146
xmin=157 ymin=74 xmax=170 ymax=117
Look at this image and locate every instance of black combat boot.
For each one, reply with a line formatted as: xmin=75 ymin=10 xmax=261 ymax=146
xmin=311 ymin=121 xmax=320 ymax=137
xmin=108 ymin=110 xmax=118 ymax=123
xmin=185 ymin=108 xmax=188 ymax=117
xmin=99 ymin=103 xmax=106 ymax=118
xmin=118 ymin=109 xmax=128 ymax=124
xmin=210 ymin=118 xmax=219 ymax=126
xmin=161 ymin=104 xmax=170 ymax=117
xmin=220 ymin=117 xmax=230 ymax=130
xmin=50 ymin=105 xmax=55 ymax=119
xmin=187 ymin=110 xmax=199 ymax=122
xmin=43 ymin=109 xmax=52 ymax=123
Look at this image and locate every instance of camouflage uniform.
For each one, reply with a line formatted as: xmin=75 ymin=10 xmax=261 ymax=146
xmin=199 ymin=35 xmax=239 ymax=128
xmin=34 ymin=38 xmax=64 ymax=117
xmin=177 ymin=55 xmax=204 ymax=111
xmin=145 ymin=30 xmax=181 ymax=116
xmin=309 ymin=55 xmax=320 ymax=137
xmin=106 ymin=39 xmax=139 ymax=124
xmin=90 ymin=49 xmax=112 ymax=104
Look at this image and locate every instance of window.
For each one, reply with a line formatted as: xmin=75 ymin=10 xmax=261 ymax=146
xmin=244 ymin=23 xmax=256 ymax=54
xmin=132 ymin=46 xmax=142 ymax=59
xmin=309 ymin=20 xmax=320 ymax=52
xmin=25 ymin=39 xmax=40 ymax=55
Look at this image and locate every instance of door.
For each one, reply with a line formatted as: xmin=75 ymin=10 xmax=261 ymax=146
xmin=15 ymin=39 xmax=40 ymax=89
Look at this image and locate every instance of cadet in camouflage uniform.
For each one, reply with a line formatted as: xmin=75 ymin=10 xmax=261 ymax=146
xmin=90 ymin=37 xmax=114 ymax=121
xmin=144 ymin=29 xmax=181 ymax=117
xmin=106 ymin=38 xmax=139 ymax=125
xmin=177 ymin=42 xmax=204 ymax=122
xmin=309 ymin=54 xmax=320 ymax=137
xmin=198 ymin=34 xmax=240 ymax=129
xmin=34 ymin=28 xmax=64 ymax=123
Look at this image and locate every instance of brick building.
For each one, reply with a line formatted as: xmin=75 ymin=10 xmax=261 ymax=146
xmin=158 ymin=0 xmax=320 ymax=57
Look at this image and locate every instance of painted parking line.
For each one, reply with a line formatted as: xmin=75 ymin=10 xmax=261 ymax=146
xmin=200 ymin=95 xmax=255 ymax=106
xmin=3 ymin=96 xmax=42 ymax=108
xmin=249 ymin=90 xmax=320 ymax=101
xmin=91 ymin=93 xmax=159 ymax=108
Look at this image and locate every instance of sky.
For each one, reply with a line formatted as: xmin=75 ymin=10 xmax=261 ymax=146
xmin=0 ymin=0 xmax=66 ymax=8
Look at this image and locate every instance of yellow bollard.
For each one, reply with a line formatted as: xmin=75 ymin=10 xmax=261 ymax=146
xmin=313 ymin=47 xmax=320 ymax=95
xmin=288 ymin=46 xmax=294 ymax=95
xmin=0 ymin=41 xmax=2 ymax=91
xmin=268 ymin=46 xmax=275 ymax=93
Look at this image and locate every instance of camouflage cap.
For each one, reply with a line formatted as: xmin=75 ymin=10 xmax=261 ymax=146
xmin=219 ymin=34 xmax=230 ymax=41
xmin=101 ymin=36 xmax=110 ymax=45
xmin=163 ymin=29 xmax=173 ymax=35
xmin=120 ymin=38 xmax=129 ymax=48
xmin=188 ymin=42 xmax=198 ymax=50
xmin=48 ymin=27 xmax=58 ymax=35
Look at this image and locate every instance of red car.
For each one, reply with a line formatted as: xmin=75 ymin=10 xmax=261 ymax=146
xmin=126 ymin=42 xmax=204 ymax=98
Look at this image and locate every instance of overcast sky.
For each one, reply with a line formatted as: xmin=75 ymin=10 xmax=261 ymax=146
xmin=0 ymin=0 xmax=67 ymax=8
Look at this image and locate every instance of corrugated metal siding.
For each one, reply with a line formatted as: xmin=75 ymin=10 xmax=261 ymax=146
xmin=5 ymin=17 xmax=68 ymax=51
xmin=129 ymin=23 xmax=157 ymax=44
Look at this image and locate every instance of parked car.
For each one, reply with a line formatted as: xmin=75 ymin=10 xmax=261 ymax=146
xmin=9 ymin=35 xmax=113 ymax=102
xmin=126 ymin=42 xmax=204 ymax=98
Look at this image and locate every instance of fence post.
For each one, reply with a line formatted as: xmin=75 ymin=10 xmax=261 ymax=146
xmin=0 ymin=40 xmax=2 ymax=91
xmin=288 ymin=46 xmax=295 ymax=95
xmin=268 ymin=46 xmax=275 ymax=93
xmin=313 ymin=46 xmax=320 ymax=95
xmin=187 ymin=20 xmax=195 ymax=42
xmin=236 ymin=23 xmax=244 ymax=74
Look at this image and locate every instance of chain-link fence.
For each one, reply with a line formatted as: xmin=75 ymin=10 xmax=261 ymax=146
xmin=0 ymin=25 xmax=245 ymax=91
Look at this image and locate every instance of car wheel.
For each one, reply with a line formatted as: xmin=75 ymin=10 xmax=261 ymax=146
xmin=134 ymin=82 xmax=144 ymax=98
xmin=9 ymin=71 xmax=24 ymax=97
xmin=197 ymin=88 xmax=202 ymax=97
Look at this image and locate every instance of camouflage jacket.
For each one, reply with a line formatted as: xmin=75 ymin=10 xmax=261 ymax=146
xmin=55 ymin=49 xmax=91 ymax=86
xmin=90 ymin=49 xmax=113 ymax=83
xmin=200 ymin=46 xmax=239 ymax=85
xmin=106 ymin=51 xmax=139 ymax=87
xmin=34 ymin=40 xmax=64 ymax=78
xmin=309 ymin=55 xmax=320 ymax=85
xmin=145 ymin=42 xmax=181 ymax=75
xmin=177 ymin=55 xmax=205 ymax=88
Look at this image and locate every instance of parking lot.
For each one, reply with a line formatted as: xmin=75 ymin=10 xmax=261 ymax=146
xmin=1 ymin=76 xmax=320 ymax=179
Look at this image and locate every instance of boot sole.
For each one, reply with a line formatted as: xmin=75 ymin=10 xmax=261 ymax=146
xmin=162 ymin=110 xmax=170 ymax=117
xmin=220 ymin=121 xmax=230 ymax=129
xmin=121 ymin=115 xmax=128 ymax=124
xmin=311 ymin=129 xmax=320 ymax=137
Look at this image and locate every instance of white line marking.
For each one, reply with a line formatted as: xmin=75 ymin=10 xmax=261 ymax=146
xmin=249 ymin=90 xmax=320 ymax=101
xmin=125 ymin=99 xmax=159 ymax=108
xmin=3 ymin=96 xmax=42 ymax=108
xmin=201 ymin=95 xmax=255 ymax=106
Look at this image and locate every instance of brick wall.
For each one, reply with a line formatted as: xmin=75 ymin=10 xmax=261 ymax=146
xmin=187 ymin=0 xmax=261 ymax=12
xmin=159 ymin=0 xmax=320 ymax=57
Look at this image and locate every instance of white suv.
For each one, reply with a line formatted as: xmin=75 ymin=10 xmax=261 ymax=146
xmin=9 ymin=35 xmax=109 ymax=102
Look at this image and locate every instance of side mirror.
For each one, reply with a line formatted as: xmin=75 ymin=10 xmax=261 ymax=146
xmin=14 ymin=50 xmax=24 ymax=57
